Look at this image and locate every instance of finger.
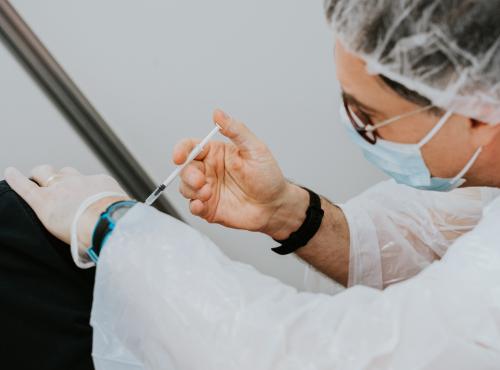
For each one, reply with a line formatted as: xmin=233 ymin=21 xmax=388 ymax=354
xmin=179 ymin=182 xmax=212 ymax=202
xmin=172 ymin=139 xmax=210 ymax=165
xmin=213 ymin=109 xmax=261 ymax=153
xmin=189 ymin=199 xmax=206 ymax=217
xmin=30 ymin=164 xmax=58 ymax=187
xmin=59 ymin=166 xmax=81 ymax=176
xmin=180 ymin=161 xmax=206 ymax=190
xmin=179 ymin=183 xmax=196 ymax=200
xmin=4 ymin=167 xmax=43 ymax=209
xmin=196 ymin=183 xmax=213 ymax=202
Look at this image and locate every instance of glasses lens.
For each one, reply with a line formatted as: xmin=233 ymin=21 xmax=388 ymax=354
xmin=342 ymin=98 xmax=377 ymax=144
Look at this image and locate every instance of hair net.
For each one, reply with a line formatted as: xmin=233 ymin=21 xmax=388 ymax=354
xmin=325 ymin=0 xmax=500 ymax=124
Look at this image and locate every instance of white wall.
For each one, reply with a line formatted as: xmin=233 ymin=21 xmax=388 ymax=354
xmin=0 ymin=0 xmax=386 ymax=289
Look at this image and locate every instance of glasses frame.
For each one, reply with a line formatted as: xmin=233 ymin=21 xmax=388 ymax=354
xmin=342 ymin=97 xmax=434 ymax=145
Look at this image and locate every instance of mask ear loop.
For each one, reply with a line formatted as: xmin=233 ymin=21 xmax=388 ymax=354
xmin=417 ymin=110 xmax=454 ymax=148
xmin=449 ymin=147 xmax=483 ymax=185
xmin=415 ymin=109 xmax=483 ymax=187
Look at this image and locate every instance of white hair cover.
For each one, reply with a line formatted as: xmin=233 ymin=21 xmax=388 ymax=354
xmin=325 ymin=0 xmax=500 ymax=124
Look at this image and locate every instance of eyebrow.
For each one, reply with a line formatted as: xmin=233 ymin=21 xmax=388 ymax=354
xmin=341 ymin=91 xmax=380 ymax=115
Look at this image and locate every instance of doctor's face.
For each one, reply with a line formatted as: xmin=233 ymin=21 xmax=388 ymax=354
xmin=334 ymin=40 xmax=500 ymax=188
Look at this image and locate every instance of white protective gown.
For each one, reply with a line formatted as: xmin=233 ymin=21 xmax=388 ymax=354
xmin=306 ymin=180 xmax=500 ymax=292
xmin=89 ymin=180 xmax=500 ymax=370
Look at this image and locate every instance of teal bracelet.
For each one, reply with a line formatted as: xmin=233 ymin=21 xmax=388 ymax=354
xmin=87 ymin=200 xmax=137 ymax=263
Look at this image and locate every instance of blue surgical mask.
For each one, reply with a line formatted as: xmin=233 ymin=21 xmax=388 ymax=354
xmin=340 ymin=107 xmax=483 ymax=192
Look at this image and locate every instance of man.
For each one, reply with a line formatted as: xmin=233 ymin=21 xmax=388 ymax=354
xmin=4 ymin=0 xmax=500 ymax=368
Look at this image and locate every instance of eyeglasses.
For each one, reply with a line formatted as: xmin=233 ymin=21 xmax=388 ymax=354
xmin=342 ymin=95 xmax=434 ymax=145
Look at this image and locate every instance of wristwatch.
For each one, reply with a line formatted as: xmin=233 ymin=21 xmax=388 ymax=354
xmin=272 ymin=187 xmax=324 ymax=255
xmin=86 ymin=200 xmax=137 ymax=263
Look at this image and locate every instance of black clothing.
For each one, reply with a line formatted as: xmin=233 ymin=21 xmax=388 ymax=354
xmin=0 ymin=180 xmax=95 ymax=370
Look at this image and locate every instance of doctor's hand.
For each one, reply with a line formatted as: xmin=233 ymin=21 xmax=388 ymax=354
xmin=173 ymin=109 xmax=308 ymax=239
xmin=4 ymin=166 xmax=129 ymax=246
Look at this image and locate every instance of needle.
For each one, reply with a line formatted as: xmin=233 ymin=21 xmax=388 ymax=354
xmin=144 ymin=125 xmax=221 ymax=206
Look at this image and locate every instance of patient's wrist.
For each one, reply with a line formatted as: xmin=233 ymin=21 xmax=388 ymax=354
xmin=78 ymin=196 xmax=130 ymax=249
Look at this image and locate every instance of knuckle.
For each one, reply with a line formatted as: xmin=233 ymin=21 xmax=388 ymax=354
xmin=190 ymin=177 xmax=203 ymax=189
xmin=200 ymin=190 xmax=211 ymax=202
xmin=184 ymin=168 xmax=198 ymax=181
xmin=180 ymin=166 xmax=192 ymax=179
xmin=185 ymin=163 xmax=197 ymax=172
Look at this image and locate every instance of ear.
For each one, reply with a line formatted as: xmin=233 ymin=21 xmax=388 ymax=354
xmin=470 ymin=119 xmax=500 ymax=147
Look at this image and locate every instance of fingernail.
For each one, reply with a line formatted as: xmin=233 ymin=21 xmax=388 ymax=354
xmin=219 ymin=109 xmax=230 ymax=120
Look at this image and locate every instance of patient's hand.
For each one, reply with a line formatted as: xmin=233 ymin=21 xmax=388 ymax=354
xmin=4 ymin=166 xmax=129 ymax=246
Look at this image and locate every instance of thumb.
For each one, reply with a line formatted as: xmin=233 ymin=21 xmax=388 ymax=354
xmin=213 ymin=109 xmax=261 ymax=153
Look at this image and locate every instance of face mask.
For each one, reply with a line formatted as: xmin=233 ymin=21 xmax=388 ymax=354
xmin=340 ymin=107 xmax=483 ymax=192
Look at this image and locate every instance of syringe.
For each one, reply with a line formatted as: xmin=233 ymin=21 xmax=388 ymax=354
xmin=144 ymin=125 xmax=221 ymax=206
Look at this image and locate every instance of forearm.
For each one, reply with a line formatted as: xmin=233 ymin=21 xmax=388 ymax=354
xmin=296 ymin=197 xmax=350 ymax=286
xmin=264 ymin=183 xmax=350 ymax=287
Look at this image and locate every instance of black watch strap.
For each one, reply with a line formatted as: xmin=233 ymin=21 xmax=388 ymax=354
xmin=271 ymin=187 xmax=324 ymax=255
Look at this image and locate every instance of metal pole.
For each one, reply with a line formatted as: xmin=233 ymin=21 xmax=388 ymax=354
xmin=0 ymin=0 xmax=183 ymax=220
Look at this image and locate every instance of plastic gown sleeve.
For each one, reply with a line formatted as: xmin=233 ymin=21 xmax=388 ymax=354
xmin=91 ymin=196 xmax=500 ymax=370
xmin=304 ymin=180 xmax=499 ymax=291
